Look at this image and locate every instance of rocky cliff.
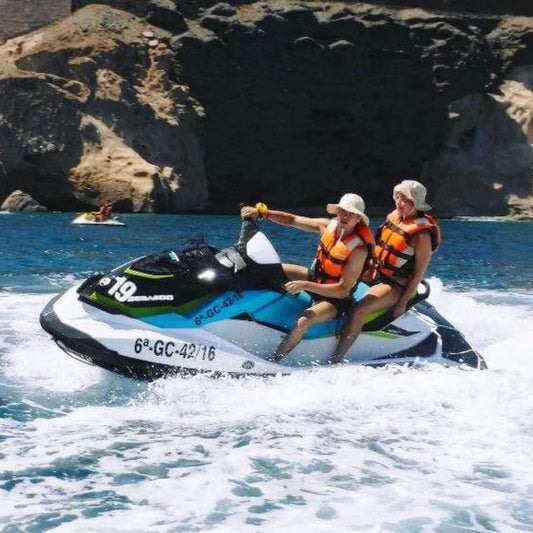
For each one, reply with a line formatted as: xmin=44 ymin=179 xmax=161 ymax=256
xmin=0 ymin=5 xmax=206 ymax=212
xmin=0 ymin=0 xmax=71 ymax=42
xmin=0 ymin=1 xmax=532 ymax=217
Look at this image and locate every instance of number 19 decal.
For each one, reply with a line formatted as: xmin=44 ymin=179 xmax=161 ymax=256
xmin=108 ymin=276 xmax=137 ymax=302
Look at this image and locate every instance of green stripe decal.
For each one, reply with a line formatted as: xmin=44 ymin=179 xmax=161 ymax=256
xmin=124 ymin=267 xmax=174 ymax=279
xmin=362 ymin=310 xmax=382 ymax=325
xmin=89 ymin=292 xmax=180 ymax=317
xmin=175 ymin=294 xmax=213 ymax=315
xmin=88 ymin=292 xmax=214 ymax=318
xmin=365 ymin=331 xmax=399 ymax=339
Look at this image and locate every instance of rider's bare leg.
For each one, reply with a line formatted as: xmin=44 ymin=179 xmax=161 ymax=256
xmin=329 ymin=283 xmax=402 ymax=364
xmin=272 ymin=300 xmax=337 ymax=362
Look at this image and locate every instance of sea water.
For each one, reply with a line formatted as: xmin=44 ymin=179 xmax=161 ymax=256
xmin=1 ymin=213 xmax=532 ymax=532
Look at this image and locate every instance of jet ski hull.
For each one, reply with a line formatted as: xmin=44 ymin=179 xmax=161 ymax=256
xmin=40 ymin=288 xmax=284 ymax=379
xmin=40 ymin=285 xmax=486 ymax=380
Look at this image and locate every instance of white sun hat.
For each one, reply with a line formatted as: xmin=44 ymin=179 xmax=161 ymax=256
xmin=327 ymin=193 xmax=369 ymax=226
xmin=393 ymin=180 xmax=432 ymax=212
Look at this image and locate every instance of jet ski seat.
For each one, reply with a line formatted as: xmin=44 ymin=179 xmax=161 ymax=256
xmin=361 ymin=279 xmax=431 ymax=331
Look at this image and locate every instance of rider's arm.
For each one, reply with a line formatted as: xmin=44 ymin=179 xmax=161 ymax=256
xmin=288 ymin=247 xmax=368 ymax=299
xmin=393 ymin=231 xmax=432 ymax=316
xmin=240 ymin=205 xmax=329 ymax=233
xmin=266 ymin=210 xmax=330 ymax=233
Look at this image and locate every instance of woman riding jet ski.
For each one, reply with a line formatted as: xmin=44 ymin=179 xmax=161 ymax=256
xmin=40 ymin=219 xmax=486 ymax=379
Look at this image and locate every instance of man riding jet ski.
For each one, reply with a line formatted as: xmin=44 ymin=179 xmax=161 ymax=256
xmin=40 ymin=219 xmax=486 ymax=379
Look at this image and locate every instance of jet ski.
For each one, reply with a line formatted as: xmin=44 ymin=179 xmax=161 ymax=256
xmin=40 ymin=219 xmax=486 ymax=379
xmin=72 ymin=213 xmax=126 ymax=226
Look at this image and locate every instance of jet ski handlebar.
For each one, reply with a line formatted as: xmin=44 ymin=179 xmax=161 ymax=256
xmin=237 ymin=216 xmax=260 ymax=247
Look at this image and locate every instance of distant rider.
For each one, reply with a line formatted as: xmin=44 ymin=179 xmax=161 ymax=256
xmin=94 ymin=203 xmax=112 ymax=222
xmin=241 ymin=194 xmax=374 ymax=362
xmin=329 ymin=180 xmax=441 ymax=364
xmin=103 ymin=203 xmax=113 ymax=220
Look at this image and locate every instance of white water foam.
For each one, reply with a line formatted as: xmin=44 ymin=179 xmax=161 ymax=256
xmin=1 ymin=283 xmax=532 ymax=531
xmin=453 ymin=216 xmax=509 ymax=222
xmin=426 ymin=278 xmax=533 ymax=373
xmin=0 ymin=292 xmax=103 ymax=392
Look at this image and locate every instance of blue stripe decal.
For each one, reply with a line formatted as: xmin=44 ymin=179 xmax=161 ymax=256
xmin=138 ymin=283 xmax=371 ymax=339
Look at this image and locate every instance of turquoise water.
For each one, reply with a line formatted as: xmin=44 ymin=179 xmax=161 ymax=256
xmin=1 ymin=213 xmax=532 ymax=293
xmin=1 ymin=212 xmax=533 ymax=531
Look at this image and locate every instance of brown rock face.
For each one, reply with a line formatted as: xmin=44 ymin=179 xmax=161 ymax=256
xmin=0 ymin=0 xmax=71 ymax=41
xmin=425 ymin=72 xmax=533 ymax=218
xmin=172 ymin=3 xmax=498 ymax=211
xmin=1 ymin=1 xmax=533 ymax=217
xmin=423 ymin=17 xmax=533 ymax=218
xmin=170 ymin=3 xmax=531 ymax=217
xmin=1 ymin=189 xmax=47 ymax=211
xmin=0 ymin=5 xmax=207 ymax=212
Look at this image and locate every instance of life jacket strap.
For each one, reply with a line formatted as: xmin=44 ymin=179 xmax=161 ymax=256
xmin=376 ymin=242 xmax=412 ymax=260
xmin=375 ymin=258 xmax=410 ymax=279
xmin=384 ymin=220 xmax=411 ymax=240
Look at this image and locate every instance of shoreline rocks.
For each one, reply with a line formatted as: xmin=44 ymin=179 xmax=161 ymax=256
xmin=1 ymin=190 xmax=47 ymax=211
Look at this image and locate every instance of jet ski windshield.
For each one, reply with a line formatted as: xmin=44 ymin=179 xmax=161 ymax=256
xmin=216 ymin=219 xmax=281 ymax=271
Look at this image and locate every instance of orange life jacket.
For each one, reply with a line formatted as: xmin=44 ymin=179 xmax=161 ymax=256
xmin=312 ymin=220 xmax=375 ymax=284
xmin=373 ymin=210 xmax=441 ymax=280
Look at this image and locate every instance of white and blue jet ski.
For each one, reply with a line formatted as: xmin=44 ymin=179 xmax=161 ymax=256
xmin=40 ymin=219 xmax=486 ymax=379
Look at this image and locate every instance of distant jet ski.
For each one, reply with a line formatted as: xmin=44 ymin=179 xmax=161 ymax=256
xmin=40 ymin=219 xmax=486 ymax=379
xmin=72 ymin=213 xmax=126 ymax=226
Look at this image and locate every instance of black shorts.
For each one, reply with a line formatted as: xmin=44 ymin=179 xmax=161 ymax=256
xmin=307 ymin=270 xmax=353 ymax=317
xmin=310 ymin=293 xmax=353 ymax=317
xmin=373 ymin=271 xmax=406 ymax=289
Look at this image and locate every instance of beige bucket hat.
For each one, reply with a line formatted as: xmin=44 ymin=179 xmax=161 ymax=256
xmin=327 ymin=193 xmax=369 ymax=226
xmin=393 ymin=180 xmax=432 ymax=212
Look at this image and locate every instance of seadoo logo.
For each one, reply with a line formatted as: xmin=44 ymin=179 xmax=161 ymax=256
xmin=242 ymin=360 xmax=255 ymax=370
xmin=127 ymin=294 xmax=174 ymax=302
